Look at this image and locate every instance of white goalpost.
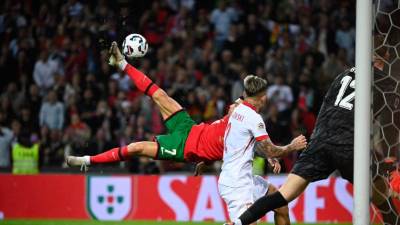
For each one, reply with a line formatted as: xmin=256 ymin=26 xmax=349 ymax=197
xmin=354 ymin=0 xmax=373 ymax=224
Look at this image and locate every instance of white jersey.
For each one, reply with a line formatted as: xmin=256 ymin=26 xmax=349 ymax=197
xmin=218 ymin=101 xmax=269 ymax=188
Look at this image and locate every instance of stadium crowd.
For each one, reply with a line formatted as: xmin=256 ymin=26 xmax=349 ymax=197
xmin=0 ymin=0 xmax=355 ymax=174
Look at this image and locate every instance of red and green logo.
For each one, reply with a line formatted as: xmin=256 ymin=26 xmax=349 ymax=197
xmin=87 ymin=176 xmax=132 ymax=220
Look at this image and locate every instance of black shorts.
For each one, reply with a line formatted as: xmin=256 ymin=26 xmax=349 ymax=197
xmin=291 ymin=139 xmax=354 ymax=183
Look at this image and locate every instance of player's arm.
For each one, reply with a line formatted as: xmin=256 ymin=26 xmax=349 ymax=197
xmin=255 ymin=135 xmax=307 ymax=158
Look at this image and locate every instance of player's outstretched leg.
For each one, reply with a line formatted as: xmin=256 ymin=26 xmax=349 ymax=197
xmin=267 ymin=185 xmax=291 ymax=225
xmin=232 ymin=174 xmax=308 ymax=225
xmin=109 ymin=42 xmax=182 ymax=120
xmin=67 ymin=141 xmax=158 ymax=170
xmin=67 ymin=43 xmax=187 ymax=169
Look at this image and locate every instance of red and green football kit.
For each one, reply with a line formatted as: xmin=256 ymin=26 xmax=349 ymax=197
xmin=154 ymin=110 xmax=228 ymax=163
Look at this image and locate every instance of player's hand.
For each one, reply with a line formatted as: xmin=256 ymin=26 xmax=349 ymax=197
xmin=194 ymin=161 xmax=206 ymax=176
xmin=268 ymin=158 xmax=281 ymax=174
xmin=289 ymin=135 xmax=307 ymax=151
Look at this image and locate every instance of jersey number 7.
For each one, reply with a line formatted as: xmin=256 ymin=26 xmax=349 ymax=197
xmin=161 ymin=147 xmax=177 ymax=156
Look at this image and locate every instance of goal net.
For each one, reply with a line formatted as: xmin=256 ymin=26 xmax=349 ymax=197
xmin=371 ymin=0 xmax=400 ymax=224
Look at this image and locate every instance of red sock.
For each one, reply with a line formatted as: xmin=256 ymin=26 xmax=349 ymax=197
xmin=90 ymin=146 xmax=129 ymax=164
xmin=124 ymin=64 xmax=160 ymax=97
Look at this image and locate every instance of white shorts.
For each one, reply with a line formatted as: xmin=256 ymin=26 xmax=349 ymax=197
xmin=218 ymin=175 xmax=270 ymax=221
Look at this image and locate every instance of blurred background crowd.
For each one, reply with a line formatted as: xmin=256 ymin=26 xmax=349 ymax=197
xmin=0 ymin=0 xmax=355 ymax=174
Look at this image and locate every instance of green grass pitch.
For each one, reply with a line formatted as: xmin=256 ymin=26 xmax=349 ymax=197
xmin=0 ymin=220 xmax=353 ymax=225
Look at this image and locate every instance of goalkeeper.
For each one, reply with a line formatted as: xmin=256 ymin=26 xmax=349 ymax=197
xmin=223 ymin=39 xmax=399 ymax=225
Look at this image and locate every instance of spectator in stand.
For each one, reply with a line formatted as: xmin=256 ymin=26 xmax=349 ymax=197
xmin=88 ymin=128 xmax=115 ymax=156
xmin=41 ymin=127 xmax=64 ymax=167
xmin=12 ymin=131 xmax=40 ymax=174
xmin=19 ymin=106 xmax=39 ymax=139
xmin=63 ymin=113 xmax=91 ymax=155
xmin=106 ymin=80 xmax=119 ymax=108
xmin=1 ymin=83 xmax=24 ymax=112
xmin=139 ymin=1 xmax=169 ymax=46
xmin=266 ymin=75 xmax=294 ymax=119
xmin=25 ymin=84 xmax=42 ymax=121
xmin=78 ymin=88 xmax=97 ymax=131
xmin=111 ymin=71 xmax=132 ymax=92
xmin=67 ymin=0 xmax=83 ymax=17
xmin=231 ymin=73 xmax=245 ymax=102
xmin=167 ymin=6 xmax=190 ymax=39
xmin=0 ymin=110 xmax=14 ymax=170
xmin=185 ymin=58 xmax=203 ymax=84
xmin=194 ymin=9 xmax=211 ymax=44
xmin=33 ymin=50 xmax=62 ymax=95
xmin=39 ymin=90 xmax=64 ymax=131
xmin=266 ymin=104 xmax=291 ymax=145
xmin=265 ymin=49 xmax=287 ymax=77
xmin=64 ymin=72 xmax=82 ymax=102
xmin=243 ymin=14 xmax=270 ymax=48
xmin=335 ymin=19 xmax=355 ymax=62
xmin=210 ymin=0 xmax=238 ymax=51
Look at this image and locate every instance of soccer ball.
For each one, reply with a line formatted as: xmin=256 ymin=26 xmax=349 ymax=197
xmin=122 ymin=33 xmax=148 ymax=58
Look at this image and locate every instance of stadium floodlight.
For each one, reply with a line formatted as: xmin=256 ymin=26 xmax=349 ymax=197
xmin=354 ymin=0 xmax=372 ymax=224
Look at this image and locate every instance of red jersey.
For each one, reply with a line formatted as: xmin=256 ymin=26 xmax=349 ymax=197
xmin=183 ymin=115 xmax=229 ymax=162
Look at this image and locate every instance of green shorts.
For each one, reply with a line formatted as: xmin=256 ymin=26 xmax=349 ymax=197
xmin=155 ymin=110 xmax=196 ymax=162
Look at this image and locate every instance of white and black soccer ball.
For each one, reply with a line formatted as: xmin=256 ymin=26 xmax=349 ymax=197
xmin=122 ymin=33 xmax=148 ymax=58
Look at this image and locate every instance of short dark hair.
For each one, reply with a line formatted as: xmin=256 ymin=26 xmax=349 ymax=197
xmin=243 ymin=75 xmax=268 ymax=97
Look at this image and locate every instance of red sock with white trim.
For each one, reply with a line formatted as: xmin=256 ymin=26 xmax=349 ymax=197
xmin=119 ymin=61 xmax=159 ymax=97
xmin=90 ymin=146 xmax=129 ymax=164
